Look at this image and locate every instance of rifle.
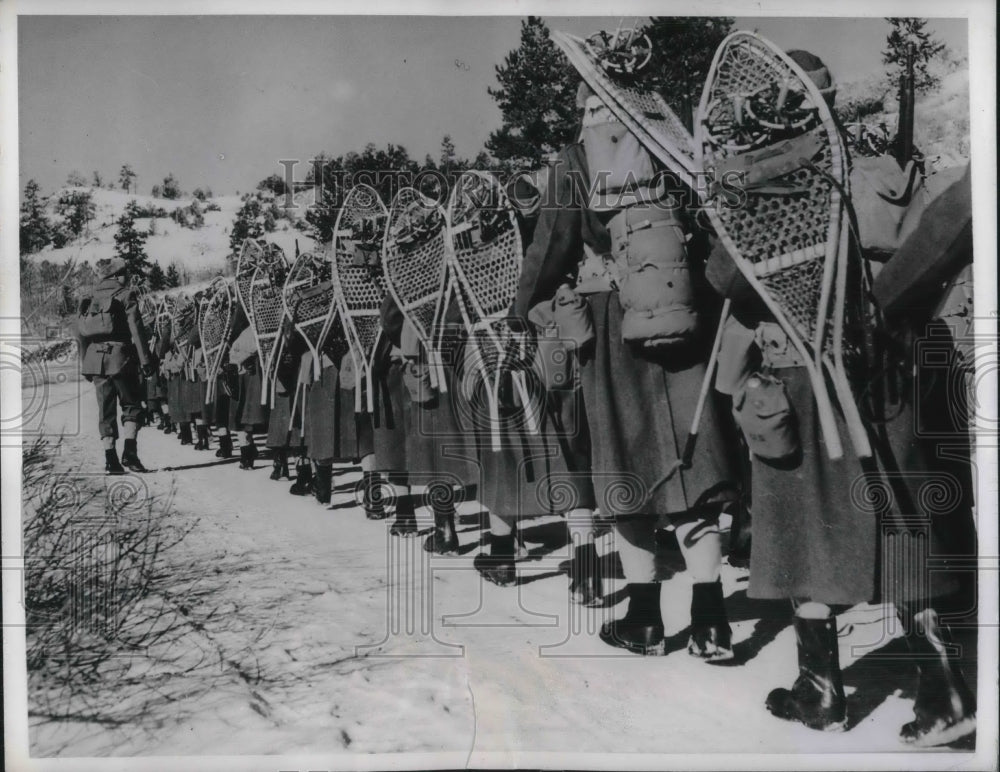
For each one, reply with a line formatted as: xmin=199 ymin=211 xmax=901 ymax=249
xmin=894 ymin=42 xmax=915 ymax=169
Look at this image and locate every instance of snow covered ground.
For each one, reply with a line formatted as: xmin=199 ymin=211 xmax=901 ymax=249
xmin=18 ymin=379 xmax=981 ymax=763
xmin=25 ymin=187 xmax=315 ymax=277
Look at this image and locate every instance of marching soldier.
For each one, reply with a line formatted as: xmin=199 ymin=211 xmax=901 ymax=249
xmin=706 ymin=50 xmax=976 ymax=745
xmin=148 ymin=305 xmax=176 ymax=435
xmin=265 ymin=324 xmax=300 ymax=483
xmin=513 ymin=81 xmax=739 ymax=658
xmin=161 ymin=313 xmax=192 ymax=445
xmin=227 ymin=321 xmax=267 ymax=469
xmin=367 ymin=321 xmax=416 ymax=531
xmin=378 ymin=293 xmax=479 ymax=554
xmin=75 ymin=257 xmax=154 ymax=474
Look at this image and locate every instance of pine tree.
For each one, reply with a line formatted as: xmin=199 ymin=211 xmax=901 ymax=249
xmin=20 ymin=179 xmax=52 ymax=255
xmin=256 ymin=173 xmax=288 ymax=198
xmin=302 ymin=144 xmax=420 ymax=243
xmin=440 ymin=135 xmax=458 ymax=168
xmin=486 ymin=16 xmax=580 ymax=168
xmin=161 ymin=173 xmax=182 ymax=200
xmin=883 ymin=18 xmax=948 ymax=93
xmin=165 ymin=263 xmax=181 ymax=288
xmin=55 ymin=190 xmax=95 ymax=238
xmin=228 ymin=196 xmax=268 ymax=255
xmin=114 ymin=200 xmax=152 ymax=283
xmin=642 ymin=17 xmax=735 ymax=132
xmin=119 ymin=164 xmax=136 ymax=193
xmin=147 ymin=262 xmax=167 ymax=290
xmin=304 ymin=183 xmax=341 ymax=244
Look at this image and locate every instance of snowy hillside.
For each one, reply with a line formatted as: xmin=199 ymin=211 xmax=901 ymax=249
xmin=837 ymin=62 xmax=971 ymax=169
xmin=26 ymin=187 xmax=317 ymax=278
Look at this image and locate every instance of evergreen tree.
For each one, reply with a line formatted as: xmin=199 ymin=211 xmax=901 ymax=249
xmin=55 ymin=190 xmax=96 ymax=238
xmin=161 ymin=173 xmax=182 ymax=200
xmin=486 ymin=16 xmax=580 ymax=168
xmin=119 ymin=164 xmax=137 ymax=193
xmin=114 ymin=200 xmax=152 ymax=283
xmin=66 ymin=170 xmax=87 ymax=187
xmin=439 ymin=135 xmax=458 ymax=168
xmin=303 ymin=144 xmax=419 ymax=243
xmin=642 ymin=17 xmax=735 ymax=132
xmin=304 ymin=181 xmax=342 ymax=244
xmin=228 ymin=196 xmax=269 ymax=255
xmin=147 ymin=261 xmax=167 ymax=290
xmin=165 ymin=263 xmax=182 ymax=288
xmin=883 ymin=18 xmax=947 ymax=93
xmin=256 ymin=173 xmax=288 ymax=198
xmin=19 ymin=179 xmax=52 ymax=255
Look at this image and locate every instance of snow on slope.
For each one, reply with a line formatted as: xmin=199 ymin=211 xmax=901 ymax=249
xmin=27 ymin=188 xmax=317 ymax=277
xmin=837 ymin=64 xmax=971 ymax=169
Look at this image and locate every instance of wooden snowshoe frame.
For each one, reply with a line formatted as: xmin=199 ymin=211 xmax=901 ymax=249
xmin=697 ymin=30 xmax=870 ymax=460
xmin=198 ymin=276 xmax=235 ymax=403
xmin=552 ymin=29 xmax=701 ymax=195
xmin=382 ymin=187 xmax=451 ymax=392
xmin=249 ymin=244 xmax=290 ymax=406
xmin=282 ymin=248 xmax=337 ymax=376
xmin=446 ymin=170 xmax=539 ymax=448
xmin=332 ymin=184 xmax=390 ymax=412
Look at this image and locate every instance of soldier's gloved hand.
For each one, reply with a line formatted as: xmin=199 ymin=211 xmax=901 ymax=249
xmin=142 ymin=362 xmax=156 ymax=378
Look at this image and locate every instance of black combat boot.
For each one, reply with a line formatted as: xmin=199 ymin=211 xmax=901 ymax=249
xmin=239 ymin=443 xmax=258 ymax=470
xmin=688 ymin=579 xmax=734 ymax=662
xmin=269 ymin=448 xmax=288 ymax=479
xmin=599 ymin=582 xmax=665 ymax=655
xmin=568 ymin=540 xmax=603 ymax=607
xmin=389 ymin=489 xmax=418 ymax=536
xmin=363 ymin=471 xmax=388 ymax=520
xmin=314 ymin=463 xmax=332 ymax=505
xmin=766 ymin=612 xmax=847 ymax=731
xmin=473 ymin=532 xmax=517 ymax=587
xmin=104 ymin=448 xmax=125 ymax=475
xmin=156 ymin=413 xmax=168 ymax=431
xmin=899 ymin=608 xmax=976 ymax=747
xmin=194 ymin=424 xmax=211 ymax=451
xmin=423 ymin=484 xmax=459 ymax=554
xmin=289 ymin=460 xmax=313 ymax=496
xmin=121 ymin=439 xmax=148 ymax=473
xmin=178 ymin=422 xmax=193 ymax=445
xmin=162 ymin=415 xmax=175 ymax=434
xmin=214 ymin=434 xmax=233 ymax=458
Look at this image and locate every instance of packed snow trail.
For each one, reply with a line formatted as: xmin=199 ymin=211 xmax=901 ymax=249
xmin=26 ymin=380 xmax=976 ymax=756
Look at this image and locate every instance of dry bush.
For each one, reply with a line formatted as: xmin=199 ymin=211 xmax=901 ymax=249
xmin=23 ymin=437 xmax=270 ymax=746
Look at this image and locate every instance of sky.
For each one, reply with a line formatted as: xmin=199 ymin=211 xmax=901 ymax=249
xmin=17 ymin=15 xmax=969 ymax=197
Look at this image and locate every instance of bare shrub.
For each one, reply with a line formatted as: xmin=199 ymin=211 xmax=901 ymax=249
xmin=23 ymin=437 xmax=264 ymax=745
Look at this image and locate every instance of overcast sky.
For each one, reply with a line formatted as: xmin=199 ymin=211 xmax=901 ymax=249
xmin=17 ymin=15 xmax=968 ymax=196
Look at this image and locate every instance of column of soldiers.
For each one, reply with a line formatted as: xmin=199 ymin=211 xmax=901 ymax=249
xmin=75 ymin=43 xmax=977 ymax=750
